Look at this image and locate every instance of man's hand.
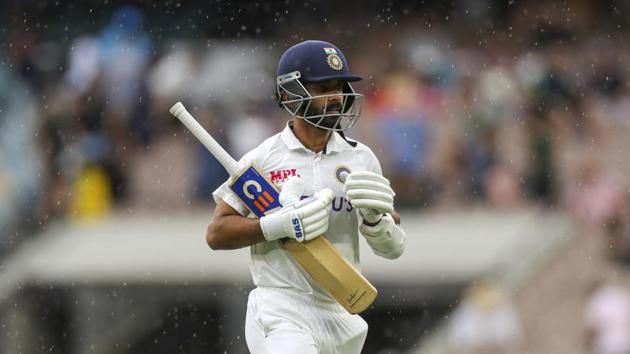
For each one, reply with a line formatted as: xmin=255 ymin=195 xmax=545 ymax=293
xmin=260 ymin=181 xmax=333 ymax=242
xmin=344 ymin=171 xmax=394 ymax=224
xmin=278 ymin=175 xmax=306 ymax=206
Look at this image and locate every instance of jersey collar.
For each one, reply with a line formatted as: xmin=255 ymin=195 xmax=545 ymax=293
xmin=281 ymin=121 xmax=353 ymax=154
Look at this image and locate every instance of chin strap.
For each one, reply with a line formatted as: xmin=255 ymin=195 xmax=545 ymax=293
xmin=359 ymin=213 xmax=406 ymax=259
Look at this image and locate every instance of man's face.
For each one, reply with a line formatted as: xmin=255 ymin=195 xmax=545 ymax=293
xmin=303 ymin=80 xmax=344 ymax=129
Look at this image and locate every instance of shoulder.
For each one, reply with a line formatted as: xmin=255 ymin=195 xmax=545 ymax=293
xmin=341 ymin=134 xmax=378 ymax=160
xmin=341 ymin=134 xmax=382 ymax=174
xmin=237 ymin=132 xmax=284 ymax=167
xmin=354 ymin=140 xmax=378 ymax=159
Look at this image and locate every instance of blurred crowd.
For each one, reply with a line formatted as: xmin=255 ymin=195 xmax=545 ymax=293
xmin=3 ymin=2 xmax=630 ymax=353
xmin=2 ymin=2 xmax=630 ymax=253
xmin=2 ymin=3 xmax=630 ymax=258
xmin=0 ymin=5 xmax=630 ymax=238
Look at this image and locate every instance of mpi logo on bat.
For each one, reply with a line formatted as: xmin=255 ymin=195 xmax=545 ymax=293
xmin=292 ymin=217 xmax=303 ymax=240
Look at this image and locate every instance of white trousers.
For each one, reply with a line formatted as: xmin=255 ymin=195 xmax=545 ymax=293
xmin=245 ymin=287 xmax=368 ymax=354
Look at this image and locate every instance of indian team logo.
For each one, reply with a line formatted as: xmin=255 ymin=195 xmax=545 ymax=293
xmin=327 ymin=54 xmax=343 ymax=70
xmin=334 ymin=165 xmax=351 ymax=184
xmin=323 ymin=47 xmax=343 ymax=70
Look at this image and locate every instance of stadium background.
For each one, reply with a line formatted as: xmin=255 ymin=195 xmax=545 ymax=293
xmin=2 ymin=0 xmax=630 ymax=353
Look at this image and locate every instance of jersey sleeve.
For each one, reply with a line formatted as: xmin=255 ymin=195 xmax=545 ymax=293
xmin=361 ymin=144 xmax=383 ymax=176
xmin=211 ymin=148 xmax=259 ymax=216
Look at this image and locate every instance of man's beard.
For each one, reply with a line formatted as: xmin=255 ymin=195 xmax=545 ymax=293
xmin=304 ymin=102 xmax=343 ymax=129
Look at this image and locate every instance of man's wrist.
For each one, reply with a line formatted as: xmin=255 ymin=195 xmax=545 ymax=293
xmin=362 ymin=217 xmax=382 ymax=227
xmin=260 ymin=212 xmax=287 ymax=241
xmin=360 ymin=210 xmax=383 ymax=226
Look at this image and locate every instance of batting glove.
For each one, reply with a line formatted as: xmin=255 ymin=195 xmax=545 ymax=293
xmin=260 ymin=185 xmax=333 ymax=243
xmin=278 ymin=176 xmax=305 ymax=206
xmin=344 ymin=171 xmax=395 ymax=224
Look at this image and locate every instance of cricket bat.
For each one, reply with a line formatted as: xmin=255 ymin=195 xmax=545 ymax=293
xmin=170 ymin=102 xmax=377 ymax=314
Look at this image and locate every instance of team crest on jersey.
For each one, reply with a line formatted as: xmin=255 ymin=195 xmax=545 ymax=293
xmin=334 ymin=165 xmax=351 ymax=184
xmin=327 ymin=53 xmax=343 ymax=70
xmin=269 ymin=168 xmax=299 ymax=183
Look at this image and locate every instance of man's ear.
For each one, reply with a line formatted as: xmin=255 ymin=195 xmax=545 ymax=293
xmin=275 ymin=92 xmax=289 ymax=108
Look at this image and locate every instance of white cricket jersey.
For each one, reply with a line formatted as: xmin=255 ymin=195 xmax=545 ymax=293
xmin=212 ymin=121 xmax=383 ymax=303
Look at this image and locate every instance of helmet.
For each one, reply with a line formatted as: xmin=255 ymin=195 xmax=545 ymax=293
xmin=276 ymin=40 xmax=364 ymax=131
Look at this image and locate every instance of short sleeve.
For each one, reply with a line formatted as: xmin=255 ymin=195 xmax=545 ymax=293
xmin=361 ymin=144 xmax=383 ymax=175
xmin=211 ymin=148 xmax=259 ymax=216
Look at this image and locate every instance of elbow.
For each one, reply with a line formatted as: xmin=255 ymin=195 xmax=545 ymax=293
xmin=206 ymin=222 xmax=226 ymax=250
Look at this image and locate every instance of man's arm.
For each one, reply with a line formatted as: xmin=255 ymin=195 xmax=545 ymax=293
xmin=392 ymin=209 xmax=401 ymax=225
xmin=206 ymin=200 xmax=265 ymax=250
xmin=208 ymin=187 xmax=334 ymax=250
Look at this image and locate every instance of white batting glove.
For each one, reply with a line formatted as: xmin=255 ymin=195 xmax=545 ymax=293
xmin=344 ymin=171 xmax=394 ymax=224
xmin=278 ymin=176 xmax=305 ymax=206
xmin=260 ymin=185 xmax=333 ymax=243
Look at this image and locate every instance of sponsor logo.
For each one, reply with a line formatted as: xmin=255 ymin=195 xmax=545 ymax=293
xmin=292 ymin=217 xmax=303 ymax=240
xmin=331 ymin=196 xmax=354 ymax=212
xmin=230 ymin=166 xmax=281 ymax=217
xmin=269 ymin=168 xmax=298 ymax=183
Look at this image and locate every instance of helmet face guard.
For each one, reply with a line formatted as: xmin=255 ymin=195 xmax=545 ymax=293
xmin=277 ymin=71 xmax=364 ymax=132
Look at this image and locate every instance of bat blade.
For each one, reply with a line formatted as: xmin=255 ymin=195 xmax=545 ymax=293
xmin=283 ymin=238 xmax=377 ymax=313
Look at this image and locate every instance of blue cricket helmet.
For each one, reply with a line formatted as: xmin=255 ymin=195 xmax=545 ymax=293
xmin=277 ymin=40 xmax=362 ymax=82
xmin=276 ymin=40 xmax=364 ymax=132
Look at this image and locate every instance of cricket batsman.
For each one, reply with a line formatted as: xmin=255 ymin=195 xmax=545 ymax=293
xmin=207 ymin=40 xmax=407 ymax=353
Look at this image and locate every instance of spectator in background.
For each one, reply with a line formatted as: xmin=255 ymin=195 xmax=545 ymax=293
xmin=466 ymin=64 xmax=520 ymax=202
xmin=65 ymin=35 xmax=101 ymax=97
xmin=464 ymin=118 xmax=498 ymax=201
xmin=369 ymin=71 xmax=434 ymax=207
xmin=98 ymin=5 xmax=152 ymax=121
xmin=565 ymin=158 xmax=627 ymax=262
xmin=98 ymin=5 xmax=153 ymax=202
xmin=484 ymin=164 xmax=521 ymax=208
xmin=430 ymin=76 xmax=474 ymax=207
xmin=525 ymin=104 xmax=558 ymax=205
xmin=37 ymin=6 xmax=153 ymax=221
xmin=584 ymin=279 xmax=630 ymax=354
xmin=0 ymin=66 xmax=43 ymax=253
xmin=448 ymin=278 xmax=523 ymax=354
